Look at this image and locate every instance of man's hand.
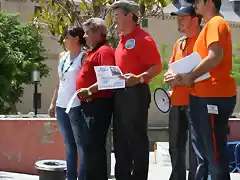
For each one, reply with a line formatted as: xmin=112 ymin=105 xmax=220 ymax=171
xmin=120 ymin=73 xmax=141 ymax=87
xmin=78 ymin=88 xmax=90 ymax=99
xmin=169 ymin=79 xmax=182 ymax=88
xmin=176 ymin=73 xmax=194 ymax=87
xmin=164 ymin=71 xmax=176 ymax=83
xmin=164 ymin=71 xmax=182 ymax=87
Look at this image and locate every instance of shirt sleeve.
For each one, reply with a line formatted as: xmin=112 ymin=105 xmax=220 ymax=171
xmin=206 ymin=18 xmax=227 ymax=48
xmin=96 ymin=48 xmax=115 ymax=66
xmin=138 ymin=36 xmax=161 ymax=68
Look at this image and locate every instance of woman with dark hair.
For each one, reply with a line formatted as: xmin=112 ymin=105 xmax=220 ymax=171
xmin=48 ymin=26 xmax=86 ymax=180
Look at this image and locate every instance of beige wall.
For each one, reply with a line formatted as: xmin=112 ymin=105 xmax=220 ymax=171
xmin=145 ymin=16 xmax=240 ymax=51
xmin=1 ymin=1 xmax=240 ymax=120
xmin=145 ymin=17 xmax=240 ymax=125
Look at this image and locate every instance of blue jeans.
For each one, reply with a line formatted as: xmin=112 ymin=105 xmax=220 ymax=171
xmin=56 ymin=106 xmax=85 ymax=180
xmin=189 ymin=95 xmax=236 ymax=180
xmin=78 ymin=98 xmax=113 ymax=180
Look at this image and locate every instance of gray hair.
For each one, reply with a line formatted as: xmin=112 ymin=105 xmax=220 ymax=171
xmin=83 ymin=18 xmax=107 ymax=37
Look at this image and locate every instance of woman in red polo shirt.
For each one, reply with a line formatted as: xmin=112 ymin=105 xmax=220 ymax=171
xmin=48 ymin=26 xmax=86 ymax=180
xmin=75 ymin=18 xmax=115 ymax=180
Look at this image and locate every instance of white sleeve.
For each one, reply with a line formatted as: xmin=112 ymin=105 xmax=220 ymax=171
xmin=79 ymin=51 xmax=86 ymax=68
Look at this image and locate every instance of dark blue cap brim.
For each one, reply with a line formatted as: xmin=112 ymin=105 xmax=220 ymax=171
xmin=170 ymin=6 xmax=196 ymax=16
xmin=170 ymin=11 xmax=189 ymax=16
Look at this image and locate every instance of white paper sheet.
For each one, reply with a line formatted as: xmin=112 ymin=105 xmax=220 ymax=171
xmin=94 ymin=66 xmax=125 ymax=90
xmin=168 ymin=52 xmax=211 ymax=83
xmin=65 ymin=89 xmax=82 ymax=114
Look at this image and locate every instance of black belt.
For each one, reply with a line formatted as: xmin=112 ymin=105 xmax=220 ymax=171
xmin=114 ymin=83 xmax=148 ymax=92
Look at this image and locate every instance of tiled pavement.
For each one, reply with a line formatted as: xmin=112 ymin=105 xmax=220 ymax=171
xmin=1 ymin=166 xmax=240 ymax=180
xmin=1 ymin=147 xmax=240 ymax=180
xmin=0 ymin=171 xmax=38 ymax=180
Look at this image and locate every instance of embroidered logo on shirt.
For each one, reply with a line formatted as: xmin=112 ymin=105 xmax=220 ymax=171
xmin=125 ymin=39 xmax=135 ymax=49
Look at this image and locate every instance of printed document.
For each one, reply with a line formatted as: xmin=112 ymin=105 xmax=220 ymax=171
xmin=168 ymin=52 xmax=211 ymax=83
xmin=65 ymin=89 xmax=81 ymax=114
xmin=65 ymin=66 xmax=124 ymax=114
xmin=94 ymin=66 xmax=125 ymax=90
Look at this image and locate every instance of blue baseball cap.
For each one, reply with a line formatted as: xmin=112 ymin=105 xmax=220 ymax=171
xmin=170 ymin=5 xmax=196 ymax=16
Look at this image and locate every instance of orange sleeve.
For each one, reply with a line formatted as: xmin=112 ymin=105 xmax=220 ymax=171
xmin=206 ymin=18 xmax=227 ymax=48
xmin=168 ymin=40 xmax=178 ymax=64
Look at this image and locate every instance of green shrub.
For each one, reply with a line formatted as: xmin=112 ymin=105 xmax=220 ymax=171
xmin=149 ymin=44 xmax=170 ymax=92
xmin=232 ymin=43 xmax=240 ymax=86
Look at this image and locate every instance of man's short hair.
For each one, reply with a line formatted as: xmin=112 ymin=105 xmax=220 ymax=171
xmin=121 ymin=7 xmax=139 ymax=23
xmin=83 ymin=18 xmax=107 ymax=38
xmin=110 ymin=0 xmax=139 ymax=23
xmin=203 ymin=0 xmax=221 ymax=12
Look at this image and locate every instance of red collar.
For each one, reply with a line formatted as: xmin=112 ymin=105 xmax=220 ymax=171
xmin=87 ymin=42 xmax=109 ymax=55
xmin=120 ymin=25 xmax=140 ymax=39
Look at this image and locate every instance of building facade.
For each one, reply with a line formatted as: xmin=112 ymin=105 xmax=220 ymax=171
xmin=1 ymin=0 xmax=240 ymax=126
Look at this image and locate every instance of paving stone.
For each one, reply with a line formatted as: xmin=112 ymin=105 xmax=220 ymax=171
xmin=1 ymin=150 xmax=240 ymax=180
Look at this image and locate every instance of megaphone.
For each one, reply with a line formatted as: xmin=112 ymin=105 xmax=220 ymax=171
xmin=153 ymin=88 xmax=171 ymax=113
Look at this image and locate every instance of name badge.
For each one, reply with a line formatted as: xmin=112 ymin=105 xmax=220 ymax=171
xmin=125 ymin=39 xmax=135 ymax=49
xmin=207 ymin=105 xmax=219 ymax=114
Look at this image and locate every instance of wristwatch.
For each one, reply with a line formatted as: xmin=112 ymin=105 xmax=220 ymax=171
xmin=87 ymin=88 xmax=92 ymax=96
xmin=140 ymin=76 xmax=144 ymax=83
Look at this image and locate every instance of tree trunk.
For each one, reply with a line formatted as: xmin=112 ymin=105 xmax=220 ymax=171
xmin=92 ymin=0 xmax=101 ymax=17
xmin=9 ymin=104 xmax=18 ymax=115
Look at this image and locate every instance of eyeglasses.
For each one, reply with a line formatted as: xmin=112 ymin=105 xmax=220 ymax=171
xmin=179 ymin=36 xmax=188 ymax=51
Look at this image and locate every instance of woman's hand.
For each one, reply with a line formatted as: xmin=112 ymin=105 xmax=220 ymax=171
xmin=48 ymin=104 xmax=56 ymax=118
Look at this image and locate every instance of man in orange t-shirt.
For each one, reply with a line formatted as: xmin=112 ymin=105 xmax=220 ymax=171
xmin=164 ymin=6 xmax=199 ymax=180
xmin=177 ymin=0 xmax=237 ymax=180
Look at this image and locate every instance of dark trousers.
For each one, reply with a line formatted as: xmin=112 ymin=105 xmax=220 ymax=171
xmin=189 ymin=95 xmax=236 ymax=180
xmin=78 ymin=98 xmax=113 ymax=180
xmin=169 ymin=106 xmax=198 ymax=180
xmin=56 ymin=106 xmax=85 ymax=180
xmin=113 ymin=83 xmax=151 ymax=180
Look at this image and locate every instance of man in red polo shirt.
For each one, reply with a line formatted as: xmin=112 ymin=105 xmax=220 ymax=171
xmin=76 ymin=17 xmax=115 ymax=180
xmin=110 ymin=1 xmax=162 ymax=180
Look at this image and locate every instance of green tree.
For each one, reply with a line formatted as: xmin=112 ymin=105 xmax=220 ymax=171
xmin=149 ymin=44 xmax=170 ymax=92
xmin=33 ymin=0 xmax=172 ymax=93
xmin=232 ymin=43 xmax=240 ymax=86
xmin=33 ymin=0 xmax=171 ymax=47
xmin=32 ymin=0 xmax=172 ymax=95
xmin=0 ymin=12 xmax=49 ymax=114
